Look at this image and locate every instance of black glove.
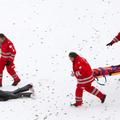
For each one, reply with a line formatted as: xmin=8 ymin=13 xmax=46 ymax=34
xmin=6 ymin=61 xmax=11 ymax=66
xmin=106 ymin=42 xmax=113 ymax=46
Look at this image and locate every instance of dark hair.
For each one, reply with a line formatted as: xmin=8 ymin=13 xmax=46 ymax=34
xmin=0 ymin=33 xmax=5 ymax=38
xmin=69 ymin=52 xmax=78 ymax=58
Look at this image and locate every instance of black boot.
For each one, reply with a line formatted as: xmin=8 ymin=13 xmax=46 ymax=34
xmin=70 ymin=102 xmax=82 ymax=107
xmin=21 ymin=92 xmax=32 ymax=98
xmin=12 ymin=80 xmax=20 ymax=86
xmin=101 ymin=95 xmax=106 ymax=103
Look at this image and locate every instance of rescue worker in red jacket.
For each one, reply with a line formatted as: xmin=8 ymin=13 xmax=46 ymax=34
xmin=0 ymin=34 xmax=20 ymax=87
xmin=106 ymin=32 xmax=120 ymax=46
xmin=69 ymin=52 xmax=106 ymax=107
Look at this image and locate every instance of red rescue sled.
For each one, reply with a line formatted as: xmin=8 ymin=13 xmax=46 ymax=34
xmin=93 ymin=65 xmax=120 ymax=85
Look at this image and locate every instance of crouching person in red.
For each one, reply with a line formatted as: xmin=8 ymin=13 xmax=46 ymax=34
xmin=0 ymin=34 xmax=20 ymax=87
xmin=69 ymin=52 xmax=106 ymax=107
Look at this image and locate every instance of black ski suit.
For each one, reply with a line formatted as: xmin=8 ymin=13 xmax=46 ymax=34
xmin=0 ymin=84 xmax=33 ymax=101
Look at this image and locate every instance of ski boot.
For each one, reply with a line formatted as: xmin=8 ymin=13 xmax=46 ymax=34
xmin=21 ymin=93 xmax=33 ymax=98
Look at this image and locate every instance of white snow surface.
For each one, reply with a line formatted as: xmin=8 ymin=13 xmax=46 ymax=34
xmin=0 ymin=0 xmax=120 ymax=120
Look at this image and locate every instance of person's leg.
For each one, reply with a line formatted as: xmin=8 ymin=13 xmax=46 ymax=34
xmin=85 ymin=84 xmax=106 ymax=103
xmin=12 ymin=84 xmax=33 ymax=94
xmin=0 ymin=91 xmax=22 ymax=101
xmin=6 ymin=62 xmax=20 ymax=86
xmin=0 ymin=90 xmax=33 ymax=101
xmin=5 ymin=92 xmax=33 ymax=100
xmin=7 ymin=93 xmax=21 ymax=99
xmin=72 ymin=84 xmax=83 ymax=106
xmin=0 ymin=90 xmax=10 ymax=101
xmin=0 ymin=61 xmax=6 ymax=86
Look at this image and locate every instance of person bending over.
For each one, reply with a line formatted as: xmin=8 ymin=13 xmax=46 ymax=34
xmin=0 ymin=33 xmax=21 ymax=86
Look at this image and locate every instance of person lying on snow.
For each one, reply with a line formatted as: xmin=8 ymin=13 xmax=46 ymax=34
xmin=69 ymin=52 xmax=106 ymax=107
xmin=106 ymin=32 xmax=120 ymax=46
xmin=0 ymin=84 xmax=34 ymax=101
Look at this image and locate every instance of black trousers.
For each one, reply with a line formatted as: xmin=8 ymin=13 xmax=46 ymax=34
xmin=0 ymin=84 xmax=33 ymax=101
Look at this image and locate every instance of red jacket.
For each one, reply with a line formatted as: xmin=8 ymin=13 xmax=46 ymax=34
xmin=72 ymin=55 xmax=94 ymax=85
xmin=1 ymin=37 xmax=16 ymax=62
xmin=111 ymin=32 xmax=120 ymax=44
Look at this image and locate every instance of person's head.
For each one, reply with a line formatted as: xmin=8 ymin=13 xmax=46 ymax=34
xmin=0 ymin=33 xmax=5 ymax=44
xmin=69 ymin=52 xmax=78 ymax=62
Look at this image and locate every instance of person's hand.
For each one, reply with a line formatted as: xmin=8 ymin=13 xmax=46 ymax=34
xmin=71 ymin=71 xmax=75 ymax=77
xmin=6 ymin=61 xmax=11 ymax=66
xmin=106 ymin=42 xmax=113 ymax=46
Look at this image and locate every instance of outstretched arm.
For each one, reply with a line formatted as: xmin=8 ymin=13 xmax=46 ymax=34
xmin=106 ymin=32 xmax=120 ymax=46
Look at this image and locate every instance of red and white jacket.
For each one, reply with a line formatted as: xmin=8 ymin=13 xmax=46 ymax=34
xmin=111 ymin=32 xmax=120 ymax=44
xmin=72 ymin=55 xmax=94 ymax=85
xmin=0 ymin=37 xmax=16 ymax=62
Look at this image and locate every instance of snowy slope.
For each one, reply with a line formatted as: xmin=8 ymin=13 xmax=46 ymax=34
xmin=0 ymin=0 xmax=120 ymax=120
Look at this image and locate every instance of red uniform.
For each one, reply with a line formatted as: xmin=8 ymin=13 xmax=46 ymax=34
xmin=0 ymin=37 xmax=20 ymax=85
xmin=72 ymin=55 xmax=105 ymax=105
xmin=111 ymin=32 xmax=120 ymax=44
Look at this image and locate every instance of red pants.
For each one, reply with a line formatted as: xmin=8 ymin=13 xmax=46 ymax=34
xmin=75 ymin=83 xmax=104 ymax=104
xmin=0 ymin=60 xmax=20 ymax=84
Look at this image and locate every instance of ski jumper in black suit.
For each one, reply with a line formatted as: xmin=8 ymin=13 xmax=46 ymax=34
xmin=0 ymin=84 xmax=33 ymax=101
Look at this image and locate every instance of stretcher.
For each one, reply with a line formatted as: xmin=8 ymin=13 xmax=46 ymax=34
xmin=93 ymin=65 xmax=120 ymax=85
